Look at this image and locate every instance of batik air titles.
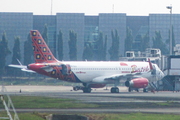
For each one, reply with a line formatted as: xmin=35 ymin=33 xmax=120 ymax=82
xmin=9 ymin=30 xmax=164 ymax=93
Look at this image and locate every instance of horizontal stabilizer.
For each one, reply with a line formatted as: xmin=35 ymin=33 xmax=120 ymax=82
xmin=21 ymin=69 xmax=36 ymax=73
xmin=8 ymin=64 xmax=36 ymax=73
xmin=8 ymin=64 xmax=27 ymax=69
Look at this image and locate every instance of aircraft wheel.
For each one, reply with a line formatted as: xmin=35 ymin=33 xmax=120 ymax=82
xmin=111 ymin=87 xmax=119 ymax=93
xmin=136 ymin=89 xmax=139 ymax=92
xmin=110 ymin=88 xmax=114 ymax=93
xmin=73 ymin=86 xmax=78 ymax=91
xmin=83 ymin=87 xmax=91 ymax=93
xmin=115 ymin=87 xmax=119 ymax=93
xmin=143 ymin=88 xmax=148 ymax=93
xmin=128 ymin=87 xmax=132 ymax=92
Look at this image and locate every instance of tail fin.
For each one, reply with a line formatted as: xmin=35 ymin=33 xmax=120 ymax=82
xmin=30 ymin=30 xmax=57 ymax=63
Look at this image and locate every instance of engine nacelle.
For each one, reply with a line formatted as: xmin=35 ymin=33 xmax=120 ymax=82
xmin=89 ymin=84 xmax=106 ymax=88
xmin=125 ymin=78 xmax=149 ymax=88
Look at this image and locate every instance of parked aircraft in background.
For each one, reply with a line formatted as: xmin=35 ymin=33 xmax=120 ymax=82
xmin=9 ymin=30 xmax=164 ymax=93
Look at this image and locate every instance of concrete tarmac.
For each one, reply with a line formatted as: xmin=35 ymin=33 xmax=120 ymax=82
xmin=1 ymin=85 xmax=180 ymax=114
xmin=7 ymin=108 xmax=180 ymax=114
xmin=3 ymin=85 xmax=180 ymax=102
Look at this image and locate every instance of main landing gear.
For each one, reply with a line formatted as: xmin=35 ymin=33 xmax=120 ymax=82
xmin=110 ymin=87 xmax=119 ymax=93
xmin=73 ymin=85 xmax=92 ymax=93
xmin=111 ymin=80 xmax=120 ymax=93
xmin=143 ymin=88 xmax=148 ymax=92
xmin=82 ymin=83 xmax=92 ymax=93
xmin=83 ymin=87 xmax=91 ymax=93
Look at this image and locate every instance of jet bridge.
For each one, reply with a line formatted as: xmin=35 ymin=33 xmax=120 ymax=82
xmin=159 ymin=55 xmax=180 ymax=91
xmin=120 ymin=49 xmax=180 ymax=91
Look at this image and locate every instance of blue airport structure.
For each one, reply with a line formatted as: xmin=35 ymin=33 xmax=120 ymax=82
xmin=1 ymin=12 xmax=180 ymax=64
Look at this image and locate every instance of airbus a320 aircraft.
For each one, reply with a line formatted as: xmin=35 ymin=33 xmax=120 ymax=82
xmin=9 ymin=30 xmax=164 ymax=93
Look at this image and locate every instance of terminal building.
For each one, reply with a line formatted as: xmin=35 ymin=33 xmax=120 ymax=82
xmin=1 ymin=12 xmax=180 ymax=65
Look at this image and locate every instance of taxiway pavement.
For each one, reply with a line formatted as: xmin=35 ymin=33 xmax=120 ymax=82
xmin=1 ymin=85 xmax=180 ymax=114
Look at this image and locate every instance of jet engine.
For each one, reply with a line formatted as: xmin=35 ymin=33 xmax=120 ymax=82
xmin=125 ymin=78 xmax=149 ymax=88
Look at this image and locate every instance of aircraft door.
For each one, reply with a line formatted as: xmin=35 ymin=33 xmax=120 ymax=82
xmin=151 ymin=65 xmax=156 ymax=75
xmin=61 ymin=64 xmax=71 ymax=75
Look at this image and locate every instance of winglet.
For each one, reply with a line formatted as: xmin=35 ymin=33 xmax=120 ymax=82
xmin=148 ymin=58 xmax=153 ymax=70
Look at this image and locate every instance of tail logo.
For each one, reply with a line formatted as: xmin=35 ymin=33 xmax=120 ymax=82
xmin=48 ymin=55 xmax=52 ymax=60
xmin=36 ymin=54 xmax=41 ymax=59
xmin=32 ymin=31 xmax=37 ymax=36
xmin=38 ymin=39 xmax=42 ymax=44
xmin=43 ymin=47 xmax=47 ymax=52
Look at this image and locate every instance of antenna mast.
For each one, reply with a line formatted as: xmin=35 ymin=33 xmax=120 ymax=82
xmin=51 ymin=0 xmax=53 ymax=15
xmin=112 ymin=4 xmax=114 ymax=13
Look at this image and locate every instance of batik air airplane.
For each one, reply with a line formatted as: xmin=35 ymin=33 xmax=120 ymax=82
xmin=9 ymin=30 xmax=164 ymax=93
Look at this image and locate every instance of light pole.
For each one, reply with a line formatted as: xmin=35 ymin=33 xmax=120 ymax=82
xmin=166 ymin=5 xmax=172 ymax=55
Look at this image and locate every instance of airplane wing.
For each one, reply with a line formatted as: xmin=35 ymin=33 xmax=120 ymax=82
xmin=8 ymin=64 xmax=36 ymax=73
xmin=8 ymin=64 xmax=26 ymax=69
xmin=92 ymin=73 xmax=142 ymax=83
xmin=93 ymin=59 xmax=153 ymax=84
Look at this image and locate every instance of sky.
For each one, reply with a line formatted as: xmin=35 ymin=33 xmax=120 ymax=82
xmin=0 ymin=0 xmax=179 ymax=16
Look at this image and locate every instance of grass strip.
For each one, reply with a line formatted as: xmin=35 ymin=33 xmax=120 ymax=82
xmin=0 ymin=112 xmax=45 ymax=120
xmin=0 ymin=96 xmax=98 ymax=109
xmin=84 ymin=113 xmax=180 ymax=120
xmin=1 ymin=112 xmax=180 ymax=120
xmin=0 ymin=96 xmax=179 ymax=109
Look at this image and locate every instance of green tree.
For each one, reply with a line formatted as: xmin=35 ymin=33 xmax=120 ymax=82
xmin=68 ymin=30 xmax=77 ymax=61
xmin=53 ymin=31 xmax=57 ymax=57
xmin=108 ymin=29 xmax=119 ymax=61
xmin=57 ymin=30 xmax=63 ymax=60
xmin=24 ymin=33 xmax=33 ymax=65
xmin=102 ymin=35 xmax=107 ymax=61
xmin=0 ymin=31 xmax=11 ymax=77
xmin=12 ymin=36 xmax=21 ymax=64
xmin=124 ymin=27 xmax=133 ymax=53
xmin=96 ymin=32 xmax=104 ymax=60
xmin=141 ymin=33 xmax=149 ymax=52
xmin=42 ymin=24 xmax=48 ymax=45
xmin=152 ymin=31 xmax=168 ymax=55
xmin=82 ymin=42 xmax=93 ymax=61
xmin=11 ymin=36 xmax=21 ymax=76
xmin=133 ymin=35 xmax=142 ymax=51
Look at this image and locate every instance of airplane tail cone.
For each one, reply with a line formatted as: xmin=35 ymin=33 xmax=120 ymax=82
xmin=30 ymin=30 xmax=57 ymax=63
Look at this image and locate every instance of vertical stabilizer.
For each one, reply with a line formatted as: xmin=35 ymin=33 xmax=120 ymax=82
xmin=30 ymin=30 xmax=57 ymax=63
